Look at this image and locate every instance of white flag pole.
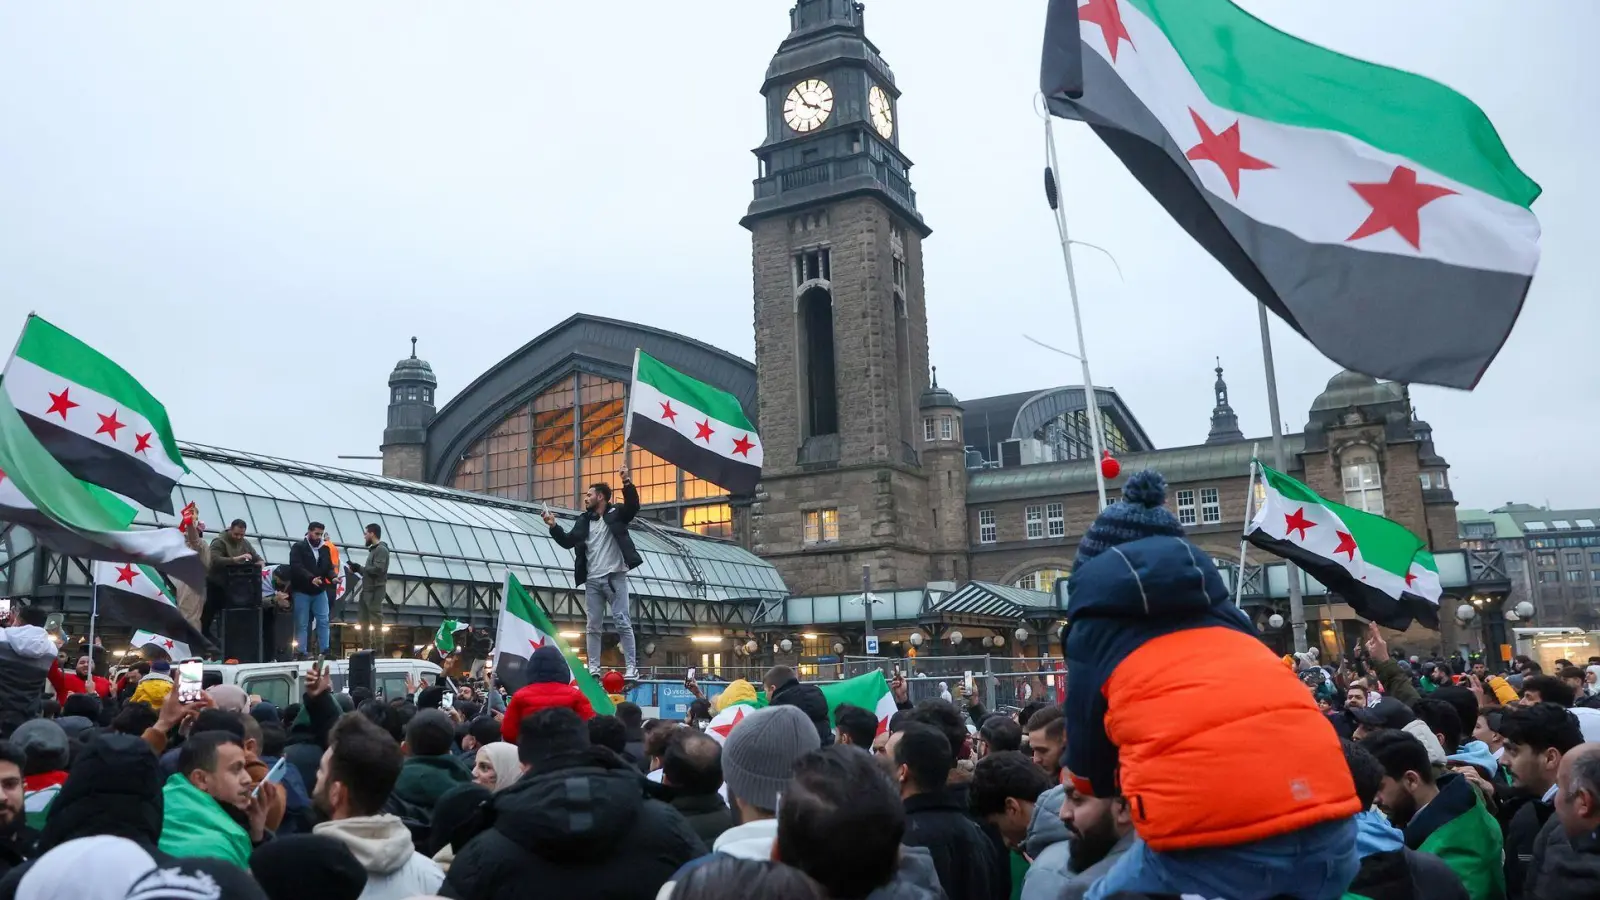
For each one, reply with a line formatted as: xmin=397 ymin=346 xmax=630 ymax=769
xmin=1234 ymin=445 xmax=1261 ymax=608
xmin=1257 ymin=305 xmax=1308 ymax=653
xmin=87 ymin=575 xmax=99 ymax=673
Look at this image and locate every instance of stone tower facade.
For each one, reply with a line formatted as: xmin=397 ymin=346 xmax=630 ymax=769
xmin=743 ymin=0 xmax=963 ymax=595
xmin=380 ymin=338 xmax=437 ymax=482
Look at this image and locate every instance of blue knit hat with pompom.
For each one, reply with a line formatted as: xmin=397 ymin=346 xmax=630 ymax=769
xmin=1072 ymin=470 xmax=1185 ymax=570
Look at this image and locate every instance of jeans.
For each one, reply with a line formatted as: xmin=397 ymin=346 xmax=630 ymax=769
xmin=292 ymin=591 xmax=330 ymax=656
xmin=1085 ymin=816 xmax=1360 ymax=900
xmin=584 ymin=571 xmax=636 ymax=671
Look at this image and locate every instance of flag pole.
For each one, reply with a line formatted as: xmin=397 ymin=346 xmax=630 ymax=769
xmin=87 ymin=575 xmax=99 ymax=674
xmin=1234 ymin=445 xmax=1260 ymax=608
xmin=1044 ymin=116 xmax=1108 ymax=509
xmin=1257 ymin=304 xmax=1308 ymax=653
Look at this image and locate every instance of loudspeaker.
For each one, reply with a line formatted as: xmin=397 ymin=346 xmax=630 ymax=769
xmin=220 ymin=608 xmax=265 ymax=663
xmin=222 ymin=565 xmax=261 ymax=610
xmin=349 ymin=650 xmax=376 ymax=696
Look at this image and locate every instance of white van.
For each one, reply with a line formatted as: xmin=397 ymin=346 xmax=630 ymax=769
xmin=203 ymin=658 xmax=443 ymax=710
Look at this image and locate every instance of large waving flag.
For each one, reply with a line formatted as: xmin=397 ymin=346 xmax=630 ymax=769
xmin=1040 ymin=0 xmax=1540 ymax=389
xmin=132 ymin=631 xmax=194 ymax=662
xmin=93 ymin=561 xmax=210 ymax=654
xmin=1246 ymin=465 xmax=1436 ymax=629
xmin=3 ymin=315 xmax=186 ymax=512
xmin=627 ymin=350 xmax=761 ymax=495
xmin=706 ymin=671 xmax=897 ymax=745
xmin=493 ymin=572 xmax=615 ymax=715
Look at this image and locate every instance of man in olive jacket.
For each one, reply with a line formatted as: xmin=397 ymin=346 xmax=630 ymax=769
xmin=350 ymin=523 xmax=390 ymax=649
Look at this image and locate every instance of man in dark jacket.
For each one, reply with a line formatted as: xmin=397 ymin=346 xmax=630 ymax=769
xmin=441 ymin=707 xmax=704 ymax=900
xmin=348 ymin=523 xmax=389 ymax=649
xmin=0 ymin=742 xmax=35 ymax=880
xmin=763 ymin=665 xmax=832 ymax=747
xmin=1526 ymin=741 xmax=1600 ymax=897
xmin=1498 ymin=703 xmax=1584 ymax=897
xmin=0 ymin=607 xmax=56 ymax=739
xmin=288 ymin=522 xmax=336 ymax=658
xmin=661 ymin=730 xmax=734 ymax=845
xmin=894 ymin=723 xmax=1001 ymax=900
xmin=543 ymin=469 xmax=641 ymax=680
xmin=615 ymin=701 xmax=648 ymax=770
xmin=386 ymin=710 xmax=471 ymax=826
xmin=1342 ymin=739 xmax=1469 ymax=900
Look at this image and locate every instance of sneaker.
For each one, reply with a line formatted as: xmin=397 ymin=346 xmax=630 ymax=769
xmin=588 ymin=667 xmax=602 ymax=678
xmin=624 ymin=666 xmax=639 ymax=681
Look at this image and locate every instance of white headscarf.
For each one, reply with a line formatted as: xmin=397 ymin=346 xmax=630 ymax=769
xmin=479 ymin=742 xmax=524 ymax=793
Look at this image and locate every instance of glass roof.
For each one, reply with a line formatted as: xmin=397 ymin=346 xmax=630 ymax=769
xmin=138 ymin=442 xmax=787 ymax=602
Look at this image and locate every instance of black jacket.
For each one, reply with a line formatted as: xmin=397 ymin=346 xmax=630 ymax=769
xmin=288 ymin=538 xmax=335 ymax=596
xmin=1505 ymin=795 xmax=1555 ymax=897
xmin=440 ymin=749 xmax=704 ymax=900
xmin=0 ymin=822 xmax=37 ymax=883
xmin=0 ymin=627 xmax=55 ymax=738
xmin=901 ymin=789 xmax=1002 ymax=900
xmin=1350 ymin=847 xmax=1470 ymax=900
xmin=667 ymin=791 xmax=735 ymax=846
xmin=548 ymin=483 xmax=642 ymax=586
xmin=1525 ymin=816 xmax=1600 ymax=899
xmin=769 ymin=677 xmax=834 ymax=747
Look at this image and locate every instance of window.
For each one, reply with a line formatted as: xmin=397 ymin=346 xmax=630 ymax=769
xmin=1435 ymin=472 xmax=1447 ymax=488
xmin=1538 ymin=571 xmax=1559 ymax=583
xmin=1026 ymin=505 xmax=1044 ymax=540
xmin=1341 ymin=452 xmax=1384 ymax=515
xmin=682 ymin=503 xmax=733 ymax=540
xmin=1567 ymin=552 xmax=1583 ymax=566
xmin=793 ymin=248 xmax=832 ymax=286
xmin=422 ymin=388 xmax=432 ymax=403
xmin=978 ymin=509 xmax=996 ymax=544
xmin=1176 ymin=489 xmax=1197 ymax=526
xmin=803 ymin=508 xmax=839 ymax=544
xmin=1580 ymin=519 xmax=1597 ymax=529
xmin=939 ymin=416 xmax=954 ymax=441
xmin=1592 ymin=552 xmax=1600 ymax=565
xmin=1200 ymin=488 xmax=1221 ymax=524
xmin=1419 ymin=473 xmax=1432 ymax=489
xmin=1593 ymin=570 xmax=1600 ymax=582
xmin=1568 ymin=570 xmax=1585 ymax=582
xmin=1016 ymin=568 xmax=1069 ymax=594
xmin=1538 ymin=553 xmax=1557 ymax=567
xmin=1556 ymin=521 xmax=1573 ymax=530
xmin=923 ymin=418 xmax=936 ymax=442
xmin=1525 ymin=521 xmax=1548 ymax=531
xmin=1047 ymin=502 xmax=1065 ymax=538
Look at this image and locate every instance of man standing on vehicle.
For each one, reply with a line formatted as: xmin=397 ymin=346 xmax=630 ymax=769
xmin=543 ymin=464 xmax=641 ymax=680
xmin=349 ymin=523 xmax=389 ymax=650
xmin=289 ymin=522 xmax=336 ymax=659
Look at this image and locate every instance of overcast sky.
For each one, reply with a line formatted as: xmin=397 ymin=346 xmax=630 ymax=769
xmin=2 ymin=1 xmax=1594 ymax=512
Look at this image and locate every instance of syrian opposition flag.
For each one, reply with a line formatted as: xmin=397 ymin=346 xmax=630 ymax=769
xmin=0 ymin=399 xmax=203 ymax=591
xmin=131 ymin=630 xmax=193 ymax=662
xmin=1040 ymin=0 xmax=1541 ymax=389
xmin=93 ymin=561 xmax=210 ymax=653
xmin=493 ymin=572 xmax=615 ymax=715
xmin=1406 ymin=550 xmax=1443 ymax=611
xmin=627 ymin=350 xmax=761 ymax=495
xmin=3 ymin=315 xmax=187 ymax=511
xmin=434 ymin=619 xmax=468 ymax=654
xmin=1246 ymin=465 xmax=1437 ymax=630
xmin=706 ymin=671 xmax=897 ymax=745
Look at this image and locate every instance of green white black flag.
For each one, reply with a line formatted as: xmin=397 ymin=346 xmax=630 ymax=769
xmin=627 ymin=350 xmax=761 ymax=495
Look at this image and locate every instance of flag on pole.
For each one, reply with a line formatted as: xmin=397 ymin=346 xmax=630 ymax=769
xmin=434 ymin=619 xmax=468 ymax=654
xmin=1246 ymin=464 xmax=1437 ymax=629
xmin=706 ymin=671 xmax=897 ymax=745
xmin=1406 ymin=550 xmax=1443 ymax=611
xmin=1040 ymin=0 xmax=1541 ymax=389
xmin=3 ymin=315 xmax=187 ymax=512
xmin=493 ymin=573 xmax=615 ymax=715
xmin=131 ymin=630 xmax=193 ymax=662
xmin=92 ymin=561 xmax=210 ymax=653
xmin=626 ymin=350 xmax=761 ymax=495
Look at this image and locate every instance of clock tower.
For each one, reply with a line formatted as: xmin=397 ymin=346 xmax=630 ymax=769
xmin=743 ymin=0 xmax=965 ymax=595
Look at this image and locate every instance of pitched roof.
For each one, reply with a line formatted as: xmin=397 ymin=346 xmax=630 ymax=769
xmin=967 ymin=435 xmax=1305 ymax=504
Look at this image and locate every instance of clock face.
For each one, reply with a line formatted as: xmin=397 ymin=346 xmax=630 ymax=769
xmin=869 ymin=85 xmax=894 ymax=139
xmin=783 ymin=79 xmax=834 ymax=133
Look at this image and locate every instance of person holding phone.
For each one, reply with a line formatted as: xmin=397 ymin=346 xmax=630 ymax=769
xmin=543 ymin=463 xmax=642 ymax=680
xmin=288 ymin=522 xmax=336 ymax=659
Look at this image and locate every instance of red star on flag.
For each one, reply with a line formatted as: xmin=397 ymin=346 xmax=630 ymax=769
xmin=529 ymin=634 xmax=545 ymax=652
xmin=1283 ymin=507 xmax=1317 ymax=541
xmin=711 ymin=706 xmax=746 ymax=739
xmin=731 ymin=434 xmax=755 ymax=457
xmin=96 ymin=410 xmax=126 ymax=441
xmin=1186 ymin=109 xmax=1274 ymax=198
xmin=114 ymin=564 xmax=138 ymax=585
xmin=163 ymin=640 xmax=174 ymax=649
xmin=1079 ymin=0 xmax=1134 ymax=62
xmin=1332 ymin=530 xmax=1358 ymax=561
xmin=1404 ymin=571 xmax=1417 ymax=588
xmin=694 ymin=420 xmax=715 ymax=442
xmin=876 ymin=715 xmax=891 ymax=737
xmin=45 ymin=388 xmax=78 ymax=420
xmin=133 ymin=432 xmax=153 ymax=454
xmin=659 ymin=401 xmax=678 ymax=424
xmin=1347 ymin=165 xmax=1457 ymax=250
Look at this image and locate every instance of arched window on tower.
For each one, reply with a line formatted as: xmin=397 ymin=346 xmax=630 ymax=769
xmin=894 ymin=295 xmax=912 ymax=444
xmin=1341 ymin=449 xmax=1384 ymax=515
xmin=798 ymin=287 xmax=839 ymax=437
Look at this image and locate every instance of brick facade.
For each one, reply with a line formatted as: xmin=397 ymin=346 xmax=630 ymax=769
xmin=380 ymin=444 xmax=425 ymax=482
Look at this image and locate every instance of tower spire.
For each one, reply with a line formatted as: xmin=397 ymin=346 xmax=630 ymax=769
xmin=1205 ymin=359 xmax=1245 ymax=444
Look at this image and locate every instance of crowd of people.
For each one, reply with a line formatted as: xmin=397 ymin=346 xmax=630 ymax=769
xmin=1 ymin=471 xmax=1600 ymax=900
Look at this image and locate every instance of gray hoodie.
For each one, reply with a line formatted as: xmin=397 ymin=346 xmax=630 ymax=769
xmin=867 ymin=846 xmax=946 ymax=900
xmin=0 ymin=625 xmax=57 ymax=735
xmin=1024 ymin=784 xmax=1069 ymax=860
xmin=315 ymin=814 xmax=445 ymax=900
xmin=1022 ymin=831 xmax=1135 ymax=900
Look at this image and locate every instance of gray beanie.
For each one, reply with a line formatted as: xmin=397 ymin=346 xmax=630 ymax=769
xmin=12 ymin=719 xmax=69 ymax=767
xmin=722 ymin=705 xmax=820 ymax=812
